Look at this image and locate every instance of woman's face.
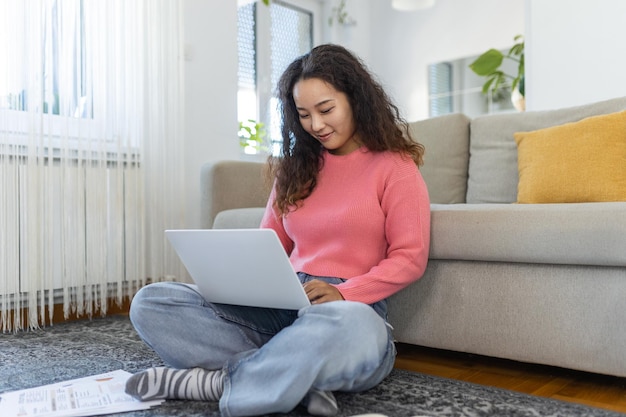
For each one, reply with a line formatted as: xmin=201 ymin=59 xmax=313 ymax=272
xmin=292 ymin=77 xmax=360 ymax=155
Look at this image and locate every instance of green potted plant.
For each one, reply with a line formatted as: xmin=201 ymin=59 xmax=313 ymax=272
xmin=238 ymin=118 xmax=268 ymax=153
xmin=328 ymin=0 xmax=355 ymax=26
xmin=469 ymin=34 xmax=524 ymax=100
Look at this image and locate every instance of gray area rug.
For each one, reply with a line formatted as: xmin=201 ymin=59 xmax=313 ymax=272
xmin=0 ymin=315 xmax=623 ymax=417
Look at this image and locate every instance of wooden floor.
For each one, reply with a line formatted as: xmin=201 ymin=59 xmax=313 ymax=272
xmin=394 ymin=343 xmax=626 ymax=414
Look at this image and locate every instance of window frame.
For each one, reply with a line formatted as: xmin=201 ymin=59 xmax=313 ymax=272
xmin=238 ymin=0 xmax=322 ymax=156
xmin=0 ymin=0 xmax=140 ymax=156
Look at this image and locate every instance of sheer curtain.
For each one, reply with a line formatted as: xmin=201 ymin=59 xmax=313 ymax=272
xmin=0 ymin=0 xmax=186 ymax=331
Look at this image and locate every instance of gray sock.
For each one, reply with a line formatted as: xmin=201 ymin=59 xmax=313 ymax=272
xmin=125 ymin=367 xmax=224 ymax=402
xmin=305 ymin=389 xmax=338 ymax=416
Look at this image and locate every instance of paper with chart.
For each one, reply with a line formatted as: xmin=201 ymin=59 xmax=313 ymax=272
xmin=0 ymin=369 xmax=164 ymax=417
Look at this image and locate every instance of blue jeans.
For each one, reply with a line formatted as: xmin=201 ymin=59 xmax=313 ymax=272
xmin=129 ymin=274 xmax=397 ymax=416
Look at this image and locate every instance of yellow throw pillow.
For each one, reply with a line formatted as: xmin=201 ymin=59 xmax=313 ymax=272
xmin=514 ymin=110 xmax=626 ymax=203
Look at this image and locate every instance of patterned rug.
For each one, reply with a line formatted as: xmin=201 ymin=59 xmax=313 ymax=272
xmin=0 ymin=315 xmax=623 ymax=417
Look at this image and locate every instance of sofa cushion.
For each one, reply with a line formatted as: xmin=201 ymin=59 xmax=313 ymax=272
xmin=429 ymin=202 xmax=626 ymax=266
xmin=466 ymin=96 xmax=626 ymax=204
xmin=408 ymin=113 xmax=470 ymax=204
xmin=514 ymin=110 xmax=626 ymax=203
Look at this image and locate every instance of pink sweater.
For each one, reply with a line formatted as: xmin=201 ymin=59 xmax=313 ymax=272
xmin=260 ymin=148 xmax=431 ymax=304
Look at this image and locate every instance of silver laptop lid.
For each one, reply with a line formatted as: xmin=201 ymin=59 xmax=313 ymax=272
xmin=165 ymin=229 xmax=310 ymax=310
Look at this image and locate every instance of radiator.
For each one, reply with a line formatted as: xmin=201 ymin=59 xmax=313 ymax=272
xmin=0 ymin=156 xmax=145 ymax=327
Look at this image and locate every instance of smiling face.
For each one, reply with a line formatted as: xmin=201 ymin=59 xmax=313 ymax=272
xmin=292 ymin=77 xmax=361 ymax=155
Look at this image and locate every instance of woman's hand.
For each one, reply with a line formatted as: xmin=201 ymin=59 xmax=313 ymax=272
xmin=303 ymin=279 xmax=345 ymax=304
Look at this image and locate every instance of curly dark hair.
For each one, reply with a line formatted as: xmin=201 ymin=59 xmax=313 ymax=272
xmin=270 ymin=43 xmax=424 ymax=215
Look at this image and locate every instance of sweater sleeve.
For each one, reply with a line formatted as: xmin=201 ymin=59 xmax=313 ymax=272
xmin=333 ymin=168 xmax=431 ymax=304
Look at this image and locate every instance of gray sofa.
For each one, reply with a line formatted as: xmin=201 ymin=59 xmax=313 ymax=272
xmin=200 ymin=97 xmax=626 ymax=378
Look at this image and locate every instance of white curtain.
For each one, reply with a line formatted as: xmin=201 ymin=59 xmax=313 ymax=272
xmin=0 ymin=0 xmax=186 ymax=331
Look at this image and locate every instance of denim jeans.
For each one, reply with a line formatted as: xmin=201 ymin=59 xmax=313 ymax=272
xmin=129 ymin=274 xmax=397 ymax=417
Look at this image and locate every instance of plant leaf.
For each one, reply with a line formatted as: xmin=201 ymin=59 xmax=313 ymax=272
xmin=509 ymin=43 xmax=524 ymax=57
xmin=492 ymin=72 xmax=504 ymax=93
xmin=482 ymin=77 xmax=496 ymax=95
xmin=469 ymin=49 xmax=504 ymax=76
xmin=511 ymin=77 xmax=520 ymax=92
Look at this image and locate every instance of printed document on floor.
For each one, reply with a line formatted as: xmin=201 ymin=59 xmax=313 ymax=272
xmin=0 ymin=369 xmax=164 ymax=417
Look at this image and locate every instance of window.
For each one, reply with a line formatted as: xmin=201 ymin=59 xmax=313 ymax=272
xmin=0 ymin=0 xmax=91 ymax=119
xmin=237 ymin=0 xmax=321 ymax=155
xmin=428 ymin=62 xmax=453 ymax=117
xmin=0 ymin=0 xmax=147 ymax=151
xmin=428 ymin=50 xmax=516 ymax=118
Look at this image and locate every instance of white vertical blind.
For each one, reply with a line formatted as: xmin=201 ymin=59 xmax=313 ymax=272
xmin=0 ymin=0 xmax=186 ymax=331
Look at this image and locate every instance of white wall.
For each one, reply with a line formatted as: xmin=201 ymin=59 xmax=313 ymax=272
xmin=183 ymin=0 xmax=239 ymax=228
xmin=368 ymin=0 xmax=525 ymax=122
xmin=525 ymin=0 xmax=626 ymax=111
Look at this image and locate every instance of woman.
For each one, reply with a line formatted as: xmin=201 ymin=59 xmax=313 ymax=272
xmin=125 ymin=44 xmax=430 ymax=416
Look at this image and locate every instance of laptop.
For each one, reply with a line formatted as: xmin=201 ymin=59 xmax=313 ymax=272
xmin=165 ymin=229 xmax=311 ymax=310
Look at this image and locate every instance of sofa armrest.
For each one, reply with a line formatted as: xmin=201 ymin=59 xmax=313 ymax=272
xmin=200 ymin=160 xmax=271 ymax=228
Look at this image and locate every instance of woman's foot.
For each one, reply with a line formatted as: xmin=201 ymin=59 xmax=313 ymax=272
xmin=125 ymin=367 xmax=224 ymax=402
xmin=303 ymin=389 xmax=338 ymax=416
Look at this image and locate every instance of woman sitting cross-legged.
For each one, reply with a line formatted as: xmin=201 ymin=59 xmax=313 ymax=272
xmin=125 ymin=43 xmax=431 ymax=417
